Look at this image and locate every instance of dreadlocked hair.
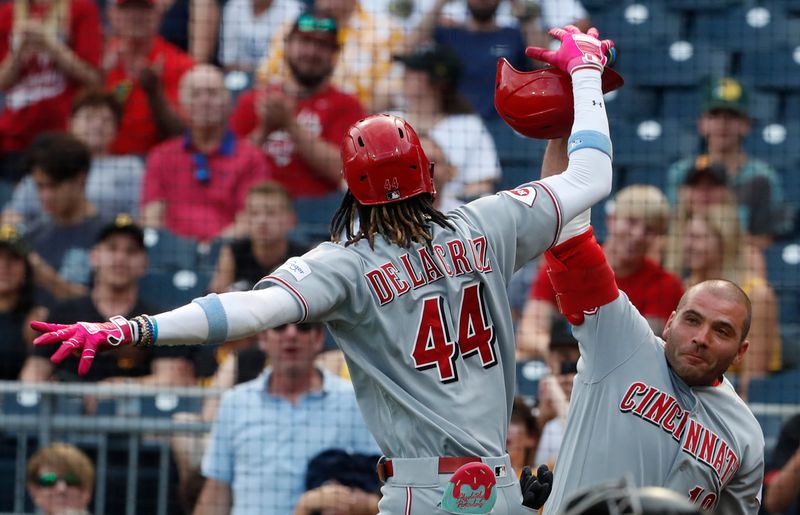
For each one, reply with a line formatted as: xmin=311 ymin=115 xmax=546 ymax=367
xmin=330 ymin=191 xmax=454 ymax=249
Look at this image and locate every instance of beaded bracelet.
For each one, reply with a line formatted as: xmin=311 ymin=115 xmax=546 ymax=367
xmin=131 ymin=315 xmax=155 ymax=347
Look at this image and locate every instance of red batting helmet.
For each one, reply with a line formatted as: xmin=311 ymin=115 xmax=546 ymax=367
xmin=341 ymin=114 xmax=435 ymax=206
xmin=494 ymin=60 xmax=625 ymax=140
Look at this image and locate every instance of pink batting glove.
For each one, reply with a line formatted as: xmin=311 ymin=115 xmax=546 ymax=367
xmin=525 ymin=25 xmax=615 ymax=75
xmin=31 ymin=316 xmax=136 ymax=376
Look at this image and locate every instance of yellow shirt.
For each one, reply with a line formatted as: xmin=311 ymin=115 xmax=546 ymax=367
xmin=256 ymin=5 xmax=405 ymax=112
xmin=728 ymin=275 xmax=782 ymax=373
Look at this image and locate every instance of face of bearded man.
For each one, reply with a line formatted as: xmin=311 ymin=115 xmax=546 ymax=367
xmin=467 ymin=0 xmax=500 ymax=23
xmin=286 ymin=32 xmax=337 ymax=89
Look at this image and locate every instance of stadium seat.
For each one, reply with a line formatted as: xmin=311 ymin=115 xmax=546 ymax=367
xmin=785 ymin=92 xmax=800 ymax=122
xmin=748 ymin=368 xmax=796 ymax=451
xmin=591 ymin=197 xmax=613 ymax=242
xmin=692 ymin=5 xmax=800 ymax=51
xmin=740 ymin=47 xmax=800 ymax=90
xmin=484 ymin=118 xmax=546 ymax=168
xmin=764 ymin=240 xmax=800 ymax=368
xmin=661 ymin=0 xmax=743 ymax=12
xmin=743 ymin=121 xmax=800 ymax=170
xmin=0 ymin=180 xmax=14 ymax=210
xmin=617 ymin=166 xmax=669 ymax=192
xmin=223 ymin=70 xmax=254 ymax=102
xmin=590 ymin=1 xmax=683 ymax=48
xmin=142 ymin=228 xmax=198 ymax=270
xmin=516 ymin=360 xmax=547 ymax=404
xmin=764 ymin=240 xmax=800 ymax=305
xmin=660 ymin=88 xmax=702 ymax=125
xmin=762 ymin=0 xmax=800 ymax=15
xmin=615 ymin=43 xmax=729 ymax=88
xmin=662 ymin=86 xmax=779 ymax=125
xmin=580 ymin=0 xmax=616 ymax=12
xmin=139 ymin=228 xmax=209 ymax=309
xmin=778 ymin=161 xmax=800 ymax=209
xmin=604 ymin=86 xmax=660 ymax=121
xmin=611 ymin=118 xmax=699 ymax=170
xmin=292 ymin=191 xmax=345 ymax=246
xmin=0 ymin=391 xmax=82 ymax=416
xmin=196 ymin=237 xmax=225 ymax=277
xmin=139 ymin=394 xmax=202 ymax=418
xmin=748 ymin=368 xmax=800 ymax=403
xmin=139 ymin=267 xmax=209 ymax=311
xmin=754 ymin=412 xmax=786 ymax=455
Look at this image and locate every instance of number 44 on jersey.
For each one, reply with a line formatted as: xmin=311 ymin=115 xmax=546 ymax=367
xmin=412 ymin=283 xmax=498 ymax=383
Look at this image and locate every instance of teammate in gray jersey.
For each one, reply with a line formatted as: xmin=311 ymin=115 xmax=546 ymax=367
xmin=31 ymin=25 xmax=616 ymax=515
xmin=535 ymin=136 xmax=765 ymax=514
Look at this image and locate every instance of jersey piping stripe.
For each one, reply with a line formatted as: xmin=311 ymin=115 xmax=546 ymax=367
xmin=534 ymin=180 xmax=563 ymax=249
xmin=405 ymin=487 xmax=412 ymax=515
xmin=264 ymin=275 xmax=309 ymax=322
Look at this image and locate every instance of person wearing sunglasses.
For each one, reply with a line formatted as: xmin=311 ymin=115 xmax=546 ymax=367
xmin=193 ymin=323 xmax=379 ymax=514
xmin=229 ymin=10 xmax=365 ymax=199
xmin=141 ymin=63 xmax=272 ymax=243
xmin=255 ymin=0 xmax=404 ymax=113
xmin=26 ymin=442 xmax=94 ymax=515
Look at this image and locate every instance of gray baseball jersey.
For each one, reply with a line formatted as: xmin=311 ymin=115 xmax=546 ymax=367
xmin=543 ymin=292 xmax=765 ymax=515
xmin=256 ymin=183 xmax=560 ymax=459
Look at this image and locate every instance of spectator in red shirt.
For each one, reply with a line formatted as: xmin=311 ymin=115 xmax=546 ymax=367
xmin=229 ymin=11 xmax=366 ymax=198
xmin=141 ymin=64 xmax=272 ymax=242
xmin=104 ymin=0 xmax=194 ymax=155
xmin=0 ymin=0 xmax=103 ymax=180
xmin=516 ymin=182 xmax=684 ymax=360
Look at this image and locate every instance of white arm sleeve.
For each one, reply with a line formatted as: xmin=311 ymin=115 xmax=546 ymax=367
xmin=538 ymin=69 xmax=612 ymax=242
xmin=152 ymin=287 xmax=302 ymax=346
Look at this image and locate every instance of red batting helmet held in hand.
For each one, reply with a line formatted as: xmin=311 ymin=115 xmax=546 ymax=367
xmin=341 ymin=114 xmax=436 ymax=206
xmin=494 ymin=60 xmax=625 ymax=140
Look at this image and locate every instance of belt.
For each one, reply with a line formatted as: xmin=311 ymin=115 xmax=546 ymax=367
xmin=376 ymin=456 xmax=482 ymax=482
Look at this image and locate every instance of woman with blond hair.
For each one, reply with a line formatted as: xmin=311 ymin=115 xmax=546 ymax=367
xmin=665 ymin=199 xmax=781 ymax=397
xmin=26 ymin=442 xmax=94 ymax=515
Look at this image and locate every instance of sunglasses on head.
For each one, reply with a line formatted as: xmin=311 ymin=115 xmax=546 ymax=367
xmin=295 ymin=14 xmax=337 ymax=33
xmin=36 ymin=472 xmax=82 ymax=488
xmin=272 ymin=323 xmax=317 ymax=333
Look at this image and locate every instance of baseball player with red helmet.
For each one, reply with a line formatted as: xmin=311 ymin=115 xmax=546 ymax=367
xmin=32 ymin=25 xmax=614 ymax=514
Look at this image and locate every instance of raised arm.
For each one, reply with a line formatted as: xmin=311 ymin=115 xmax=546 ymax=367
xmin=531 ymin=27 xmax=613 ymax=231
xmin=527 ymin=26 xmax=618 ymax=324
xmin=406 ymin=0 xmax=449 ymax=53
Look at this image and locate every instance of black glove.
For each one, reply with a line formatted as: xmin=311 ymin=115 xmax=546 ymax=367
xmin=520 ymin=464 xmax=553 ymax=510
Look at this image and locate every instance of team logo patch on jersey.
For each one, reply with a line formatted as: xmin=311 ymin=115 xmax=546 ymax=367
xmin=501 ymin=186 xmax=537 ymax=207
xmin=277 ymin=258 xmax=312 ymax=281
xmin=440 ymin=463 xmax=497 ymax=514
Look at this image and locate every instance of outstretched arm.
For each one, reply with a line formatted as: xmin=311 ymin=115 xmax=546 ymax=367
xmin=31 ymin=287 xmax=303 ymax=376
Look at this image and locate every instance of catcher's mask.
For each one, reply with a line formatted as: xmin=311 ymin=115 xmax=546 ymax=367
xmin=494 ymin=60 xmax=624 ymax=140
xmin=562 ymin=476 xmax=704 ymax=515
xmin=341 ymin=114 xmax=436 ymax=206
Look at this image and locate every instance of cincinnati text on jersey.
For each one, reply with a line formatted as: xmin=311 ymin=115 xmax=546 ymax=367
xmin=365 ymin=236 xmax=493 ymax=305
xmin=619 ymin=381 xmax=740 ymax=486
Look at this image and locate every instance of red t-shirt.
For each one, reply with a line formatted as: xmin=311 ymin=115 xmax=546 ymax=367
xmin=229 ymin=85 xmax=365 ymax=198
xmin=105 ymin=37 xmax=194 ymax=155
xmin=530 ymin=257 xmax=685 ymax=322
xmin=0 ymin=0 xmax=102 ymax=152
xmin=141 ymin=132 xmax=273 ymax=242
